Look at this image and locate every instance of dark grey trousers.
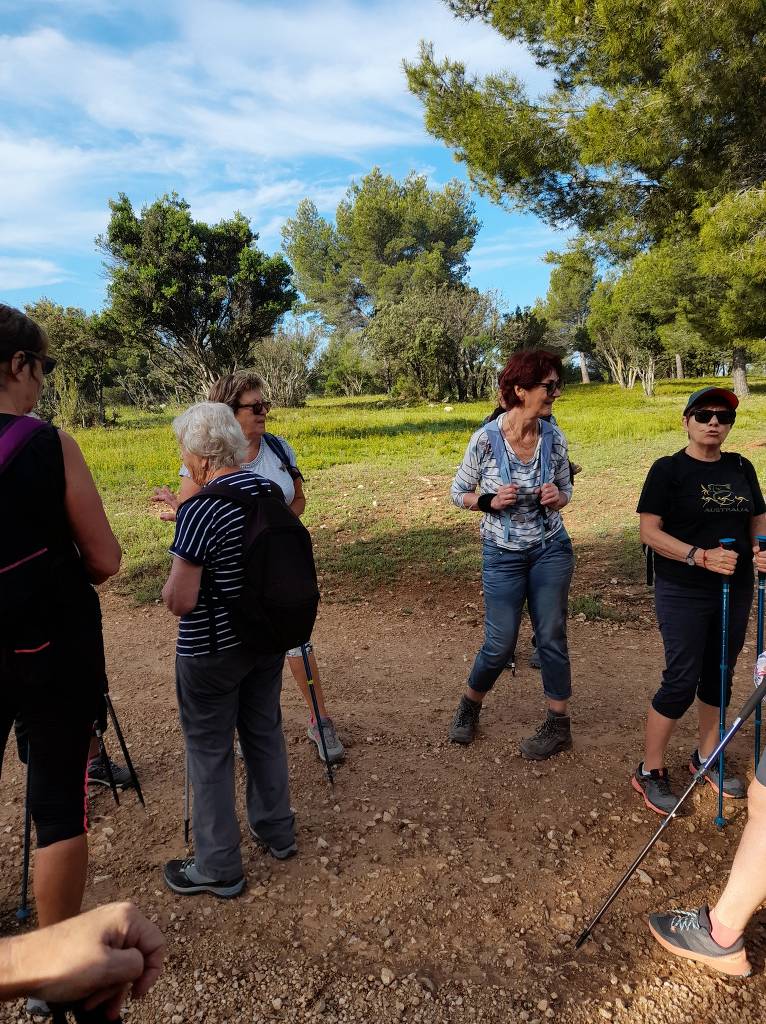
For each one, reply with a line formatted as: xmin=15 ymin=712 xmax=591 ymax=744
xmin=175 ymin=645 xmax=294 ymax=879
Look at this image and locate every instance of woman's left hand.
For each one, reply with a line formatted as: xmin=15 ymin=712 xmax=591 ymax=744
xmin=538 ymin=483 xmax=560 ymax=508
xmin=753 ymin=546 xmax=766 ymax=574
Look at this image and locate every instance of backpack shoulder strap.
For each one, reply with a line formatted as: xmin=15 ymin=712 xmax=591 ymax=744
xmin=0 ymin=416 xmax=48 ymax=477
xmin=539 ymin=418 xmax=555 ymax=486
xmin=483 ymin=418 xmax=512 ymax=486
xmin=263 ymin=433 xmax=303 ymax=481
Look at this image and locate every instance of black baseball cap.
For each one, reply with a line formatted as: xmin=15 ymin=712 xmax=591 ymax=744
xmin=683 ymin=386 xmax=739 ymax=416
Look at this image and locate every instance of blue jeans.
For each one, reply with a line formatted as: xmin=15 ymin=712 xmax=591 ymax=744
xmin=468 ymin=532 xmax=575 ymax=701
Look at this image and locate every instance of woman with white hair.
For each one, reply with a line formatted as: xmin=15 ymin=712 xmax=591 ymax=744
xmin=162 ymin=402 xmax=296 ymax=898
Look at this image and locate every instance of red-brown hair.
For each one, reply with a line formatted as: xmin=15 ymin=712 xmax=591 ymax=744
xmin=498 ymin=350 xmax=563 ymax=409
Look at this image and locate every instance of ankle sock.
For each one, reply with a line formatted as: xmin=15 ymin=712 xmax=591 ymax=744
xmin=709 ymin=907 xmax=744 ymax=949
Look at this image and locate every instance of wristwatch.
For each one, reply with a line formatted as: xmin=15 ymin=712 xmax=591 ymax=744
xmin=685 ymin=546 xmax=698 ymax=567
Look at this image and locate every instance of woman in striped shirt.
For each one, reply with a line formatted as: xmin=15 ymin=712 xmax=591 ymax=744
xmin=448 ymin=350 xmax=576 ymax=760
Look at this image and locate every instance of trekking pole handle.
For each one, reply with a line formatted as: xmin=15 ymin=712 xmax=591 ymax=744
xmin=720 ymin=537 xmax=736 ymax=550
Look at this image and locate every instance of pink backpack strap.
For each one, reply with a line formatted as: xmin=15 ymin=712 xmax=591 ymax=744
xmin=0 ymin=416 xmax=47 ymax=476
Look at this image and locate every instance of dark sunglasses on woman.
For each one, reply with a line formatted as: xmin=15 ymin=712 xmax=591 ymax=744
xmin=234 ymin=400 xmax=272 ymax=415
xmin=690 ymin=408 xmax=736 ymax=425
xmin=537 ymin=378 xmax=563 ymax=396
xmin=23 ymin=350 xmax=57 ymax=375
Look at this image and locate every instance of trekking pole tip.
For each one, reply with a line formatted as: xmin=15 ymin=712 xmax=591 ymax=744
xmin=15 ymin=907 xmax=30 ymax=922
xmin=574 ymin=930 xmax=589 ymax=950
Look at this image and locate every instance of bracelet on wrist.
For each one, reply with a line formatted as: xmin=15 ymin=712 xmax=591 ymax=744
xmin=477 ymin=493 xmax=495 ymax=514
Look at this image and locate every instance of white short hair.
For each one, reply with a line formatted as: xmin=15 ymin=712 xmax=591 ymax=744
xmin=172 ymin=402 xmax=248 ymax=469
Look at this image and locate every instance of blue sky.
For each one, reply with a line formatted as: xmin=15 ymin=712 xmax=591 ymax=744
xmin=0 ymin=0 xmax=567 ymax=316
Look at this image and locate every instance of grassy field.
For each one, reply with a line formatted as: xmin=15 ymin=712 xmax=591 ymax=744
xmin=74 ymin=380 xmax=766 ymax=605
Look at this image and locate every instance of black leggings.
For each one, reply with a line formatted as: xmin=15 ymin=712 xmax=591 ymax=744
xmin=653 ymin=575 xmax=753 ymax=720
xmin=0 ymin=641 xmax=102 ymax=848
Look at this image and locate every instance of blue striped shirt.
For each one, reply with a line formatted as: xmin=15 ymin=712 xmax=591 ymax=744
xmin=450 ymin=415 xmax=572 ymax=550
xmin=169 ymin=471 xmax=283 ymax=657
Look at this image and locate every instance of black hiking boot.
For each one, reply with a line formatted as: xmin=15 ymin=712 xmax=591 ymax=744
xmin=519 ymin=710 xmax=571 ymax=760
xmin=164 ymin=857 xmax=245 ymax=899
xmin=448 ymin=696 xmax=482 ymax=744
xmin=631 ymin=763 xmax=678 ymax=815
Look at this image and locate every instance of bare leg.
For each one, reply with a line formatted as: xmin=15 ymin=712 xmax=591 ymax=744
xmin=547 ymin=698 xmax=568 ymax=715
xmin=644 ymin=705 xmax=677 ymax=771
xmin=287 ymin=651 xmax=328 ymax=720
xmin=710 ymin=778 xmax=766 ymax=945
xmin=33 ymin=834 xmax=88 ymax=928
xmin=466 ymin=687 xmax=487 ymax=704
xmin=697 ymin=700 xmax=721 ymax=760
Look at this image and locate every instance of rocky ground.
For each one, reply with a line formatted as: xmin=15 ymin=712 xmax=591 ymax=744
xmin=1 ymin=584 xmax=765 ymax=1024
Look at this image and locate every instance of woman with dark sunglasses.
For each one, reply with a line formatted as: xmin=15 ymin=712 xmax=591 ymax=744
xmin=0 ymin=305 xmax=121 ymax=1013
xmin=448 ymin=350 xmax=575 ymax=759
xmin=153 ymin=371 xmax=345 ymax=765
xmin=635 ymin=387 xmax=766 ymax=815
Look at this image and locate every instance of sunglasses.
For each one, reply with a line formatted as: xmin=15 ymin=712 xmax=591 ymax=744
xmin=690 ymin=408 xmax=736 ymax=425
xmin=537 ymin=379 xmax=563 ymax=396
xmin=233 ymin=400 xmax=271 ymax=415
xmin=24 ymin=351 xmax=57 ymax=375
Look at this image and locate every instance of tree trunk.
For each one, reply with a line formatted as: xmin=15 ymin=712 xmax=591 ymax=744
xmin=577 ymin=352 xmax=590 ymax=384
xmin=675 ymin=353 xmax=683 ymax=379
xmin=732 ymin=346 xmax=750 ymax=398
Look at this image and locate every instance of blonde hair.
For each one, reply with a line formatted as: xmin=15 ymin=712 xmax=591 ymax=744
xmin=208 ymin=371 xmax=265 ymax=408
xmin=172 ymin=402 xmax=248 ymax=469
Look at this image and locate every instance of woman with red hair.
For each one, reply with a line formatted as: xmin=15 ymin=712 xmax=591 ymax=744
xmin=448 ymin=351 xmax=575 ymax=758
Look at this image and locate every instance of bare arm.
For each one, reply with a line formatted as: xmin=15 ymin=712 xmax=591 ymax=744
xmin=0 ymin=902 xmax=164 ymax=1016
xmin=162 ymin=556 xmax=203 ymax=616
xmin=639 ymin=513 xmax=737 ymax=576
xmin=60 ymin=431 xmax=121 ymax=584
xmin=152 ymin=476 xmax=201 ymax=522
xmin=289 ymin=477 xmax=306 ymax=518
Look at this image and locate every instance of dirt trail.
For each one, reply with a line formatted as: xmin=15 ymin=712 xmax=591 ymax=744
xmin=1 ymin=587 xmax=765 ymax=1024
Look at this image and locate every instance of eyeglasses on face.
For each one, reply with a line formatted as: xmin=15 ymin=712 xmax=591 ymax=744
xmin=536 ymin=378 xmax=563 ymax=397
xmin=233 ymin=400 xmax=272 ymax=415
xmin=24 ymin=351 xmax=57 ymax=375
xmin=690 ymin=408 xmax=736 ymax=425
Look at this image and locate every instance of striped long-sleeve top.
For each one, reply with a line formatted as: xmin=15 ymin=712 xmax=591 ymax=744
xmin=450 ymin=414 xmax=573 ymax=551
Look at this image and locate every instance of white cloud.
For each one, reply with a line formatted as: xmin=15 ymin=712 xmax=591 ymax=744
xmin=468 ymin=226 xmax=569 ymax=273
xmin=0 ymin=257 xmax=68 ymax=290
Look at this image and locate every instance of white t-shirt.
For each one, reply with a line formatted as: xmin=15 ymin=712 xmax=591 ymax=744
xmin=180 ymin=434 xmax=300 ymax=505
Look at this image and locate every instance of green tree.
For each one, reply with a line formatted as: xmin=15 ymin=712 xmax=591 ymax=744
xmin=499 ymin=305 xmax=548 ymax=360
xmin=282 ymin=169 xmax=480 ymax=332
xmin=540 ymin=242 xmax=597 ymax=381
xmin=100 ymin=193 xmax=296 ymax=398
xmin=406 ymin=2 xmax=766 ymax=251
xmin=315 ymin=334 xmax=381 ymax=397
xmin=365 ymin=284 xmax=500 ymax=400
xmin=250 ymin=321 xmax=322 ymax=408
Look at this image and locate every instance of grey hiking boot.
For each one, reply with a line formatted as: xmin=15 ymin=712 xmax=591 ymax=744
xmin=249 ymin=824 xmax=298 ymax=860
xmin=520 ymin=710 xmax=571 ymax=760
xmin=632 ymin=763 xmax=678 ymax=815
xmin=448 ymin=695 xmax=482 ymax=744
xmin=648 ymin=904 xmax=751 ymax=977
xmin=87 ymin=755 xmax=133 ymax=789
xmin=307 ymin=716 xmax=345 ymax=763
xmin=689 ymin=749 xmax=746 ymax=799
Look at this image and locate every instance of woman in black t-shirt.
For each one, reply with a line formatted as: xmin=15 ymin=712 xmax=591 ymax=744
xmin=634 ymin=386 xmax=766 ymax=816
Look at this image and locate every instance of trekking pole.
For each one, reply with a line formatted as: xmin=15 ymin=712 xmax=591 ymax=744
xmin=716 ymin=538 xmax=736 ymax=830
xmin=93 ymin=722 xmax=120 ymax=807
xmin=17 ymin=742 xmax=32 ymax=922
xmin=104 ymin=693 xmax=145 ymax=807
xmin=300 ymin=643 xmax=334 ymax=787
xmin=576 ymin=670 xmax=766 ymax=949
xmin=754 ymin=535 xmax=766 ymax=771
xmin=183 ymin=749 xmax=191 ymax=845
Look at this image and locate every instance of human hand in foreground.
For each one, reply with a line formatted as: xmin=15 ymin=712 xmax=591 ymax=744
xmin=537 ymin=482 xmax=561 ymax=509
xmin=490 ymin=484 xmax=518 ymax=509
xmin=703 ymin=546 xmax=738 ymax=576
xmin=0 ymin=903 xmax=165 ymax=1019
xmin=151 ymin=486 xmax=178 ymax=521
xmin=753 ymin=545 xmax=766 ymax=575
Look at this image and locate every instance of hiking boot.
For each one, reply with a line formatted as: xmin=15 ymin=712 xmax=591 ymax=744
xmin=520 ymin=710 xmax=571 ymax=760
xmin=307 ymin=716 xmax=345 ymax=763
xmin=689 ymin=749 xmax=746 ymax=799
xmin=648 ymin=904 xmax=751 ymax=977
xmin=87 ymin=755 xmax=133 ymax=789
xmin=448 ymin=695 xmax=482 ymax=744
xmin=632 ymin=763 xmax=678 ymax=815
xmin=163 ymin=857 xmax=245 ymax=899
xmin=248 ymin=824 xmax=298 ymax=861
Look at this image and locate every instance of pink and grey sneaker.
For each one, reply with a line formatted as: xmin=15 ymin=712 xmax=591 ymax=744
xmin=649 ymin=904 xmax=751 ymax=977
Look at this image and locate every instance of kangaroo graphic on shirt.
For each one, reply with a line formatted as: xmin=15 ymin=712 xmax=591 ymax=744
xmin=701 ymin=483 xmax=748 ymax=509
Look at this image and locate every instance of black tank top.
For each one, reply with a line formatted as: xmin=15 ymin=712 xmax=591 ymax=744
xmin=0 ymin=414 xmax=97 ymax=651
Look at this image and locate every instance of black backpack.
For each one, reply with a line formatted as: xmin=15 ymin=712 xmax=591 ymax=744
xmin=190 ymin=479 xmax=319 ymax=655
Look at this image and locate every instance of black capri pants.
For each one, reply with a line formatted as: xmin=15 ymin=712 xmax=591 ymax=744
xmin=1 ymin=635 xmax=103 ymax=849
xmin=653 ymin=575 xmax=753 ymax=720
